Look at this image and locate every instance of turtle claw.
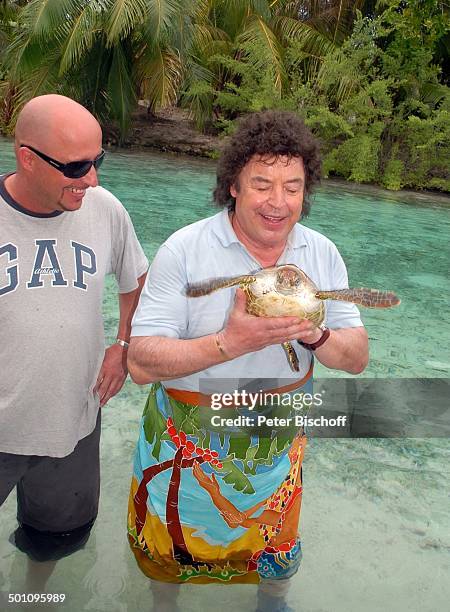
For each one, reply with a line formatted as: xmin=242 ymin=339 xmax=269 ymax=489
xmin=282 ymin=342 xmax=300 ymax=372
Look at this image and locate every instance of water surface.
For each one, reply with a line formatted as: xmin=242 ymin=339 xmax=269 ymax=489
xmin=0 ymin=141 xmax=449 ymax=612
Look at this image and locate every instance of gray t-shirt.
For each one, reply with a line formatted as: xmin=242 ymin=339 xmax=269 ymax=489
xmin=132 ymin=210 xmax=363 ymax=391
xmin=0 ymin=179 xmax=148 ymax=457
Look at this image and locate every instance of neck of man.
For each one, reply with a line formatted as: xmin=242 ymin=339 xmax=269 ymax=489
xmin=5 ymin=173 xmax=53 ymax=214
xmin=253 ymin=248 xmax=284 ymax=268
xmin=230 ymin=211 xmax=286 ymax=268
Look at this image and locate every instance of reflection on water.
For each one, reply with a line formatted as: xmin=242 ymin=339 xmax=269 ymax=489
xmin=0 ymin=140 xmax=449 ymax=611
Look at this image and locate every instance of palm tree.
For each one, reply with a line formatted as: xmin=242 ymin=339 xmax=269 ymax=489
xmin=132 ymin=448 xmax=207 ymax=566
xmin=4 ymin=0 xmax=195 ymax=136
xmin=181 ymin=0 xmax=370 ymax=128
xmin=2 ymin=0 xmax=377 ymax=135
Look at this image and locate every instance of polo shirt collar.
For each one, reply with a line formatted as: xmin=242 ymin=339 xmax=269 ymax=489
xmin=286 ymin=222 xmax=308 ymax=249
xmin=211 ymin=208 xmax=240 ymax=247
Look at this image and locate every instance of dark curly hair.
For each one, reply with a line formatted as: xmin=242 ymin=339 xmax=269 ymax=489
xmin=213 ymin=110 xmax=321 ymax=218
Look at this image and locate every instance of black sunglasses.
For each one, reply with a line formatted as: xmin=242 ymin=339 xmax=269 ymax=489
xmin=20 ymin=144 xmax=105 ymax=179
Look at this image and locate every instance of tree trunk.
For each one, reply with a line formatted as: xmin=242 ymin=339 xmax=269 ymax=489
xmin=166 ymin=447 xmax=196 ymax=565
xmin=133 ymin=456 xmax=205 ymax=541
xmin=134 ymin=459 xmax=173 ymax=536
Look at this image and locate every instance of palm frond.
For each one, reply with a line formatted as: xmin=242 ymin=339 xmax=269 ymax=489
xmin=191 ymin=23 xmax=230 ymax=55
xmin=249 ymin=0 xmax=271 ymax=20
xmin=317 ymin=47 xmax=362 ymax=104
xmin=60 ymin=37 xmax=112 ymax=120
xmin=106 ymin=41 xmax=136 ymax=134
xmin=420 ymin=81 xmax=447 ymax=107
xmin=19 ymin=0 xmax=84 ymax=40
xmin=6 ymin=28 xmax=53 ymax=77
xmin=274 ymin=0 xmax=364 ymax=43
xmin=105 ymin=0 xmax=148 ymax=45
xmin=192 ymin=0 xmax=215 ymax=22
xmin=272 ymin=15 xmax=337 ymax=56
xmin=140 ymin=0 xmax=184 ymax=44
xmin=138 ymin=45 xmax=183 ymax=110
xmin=181 ymin=60 xmax=216 ymax=129
xmin=59 ymin=3 xmax=103 ymax=74
xmin=238 ymin=15 xmax=285 ymax=92
xmin=9 ymin=46 xmax=62 ymax=128
xmin=210 ymin=0 xmax=249 ymax=40
xmin=269 ymin=1 xmax=302 ymax=19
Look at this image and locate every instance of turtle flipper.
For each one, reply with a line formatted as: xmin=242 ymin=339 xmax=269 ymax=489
xmin=315 ymin=288 xmax=400 ymax=308
xmin=282 ymin=342 xmax=300 ymax=372
xmin=185 ymin=275 xmax=256 ymax=297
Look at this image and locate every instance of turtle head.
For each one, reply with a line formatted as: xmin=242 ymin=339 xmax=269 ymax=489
xmin=275 ymin=265 xmax=303 ymax=294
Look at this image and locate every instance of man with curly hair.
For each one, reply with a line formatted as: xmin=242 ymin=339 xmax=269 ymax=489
xmin=127 ymin=111 xmax=368 ymax=609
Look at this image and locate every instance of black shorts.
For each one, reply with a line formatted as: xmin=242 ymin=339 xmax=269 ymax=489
xmin=0 ymin=412 xmax=101 ymax=560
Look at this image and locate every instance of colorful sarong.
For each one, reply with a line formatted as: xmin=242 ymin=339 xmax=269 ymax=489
xmin=128 ymin=371 xmax=312 ymax=584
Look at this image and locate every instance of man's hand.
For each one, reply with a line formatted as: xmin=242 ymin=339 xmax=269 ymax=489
xmin=94 ymin=343 xmax=128 ymax=407
xmin=295 ymin=319 xmax=324 ymax=345
xmin=220 ymin=288 xmax=310 ymax=358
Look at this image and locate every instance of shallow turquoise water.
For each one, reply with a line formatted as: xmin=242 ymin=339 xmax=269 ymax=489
xmin=0 ymin=140 xmax=449 ymax=612
xmin=98 ymin=148 xmax=450 ymax=379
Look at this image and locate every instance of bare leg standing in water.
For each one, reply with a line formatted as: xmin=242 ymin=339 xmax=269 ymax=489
xmin=257 ymin=579 xmax=293 ymax=612
xmin=150 ymin=580 xmax=180 ymax=612
xmin=24 ymin=559 xmax=57 ymax=592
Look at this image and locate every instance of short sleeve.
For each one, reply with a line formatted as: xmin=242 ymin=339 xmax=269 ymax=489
xmin=111 ymin=206 xmax=148 ymax=293
xmin=325 ymin=246 xmax=364 ymax=329
xmin=131 ymin=244 xmax=188 ymax=338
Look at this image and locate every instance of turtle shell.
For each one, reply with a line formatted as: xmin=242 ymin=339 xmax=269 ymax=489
xmin=241 ymin=265 xmax=326 ymax=326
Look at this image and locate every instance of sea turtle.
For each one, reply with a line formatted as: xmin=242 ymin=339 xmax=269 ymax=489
xmin=185 ymin=264 xmax=400 ymax=372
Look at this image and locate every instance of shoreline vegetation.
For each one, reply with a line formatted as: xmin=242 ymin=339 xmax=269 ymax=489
xmin=0 ymin=1 xmax=448 ymax=194
xmin=102 ymin=105 xmax=450 ymax=203
xmin=1 ymin=106 xmax=449 ymax=203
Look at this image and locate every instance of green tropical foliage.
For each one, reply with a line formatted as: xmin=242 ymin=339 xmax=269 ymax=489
xmin=185 ymin=1 xmax=450 ymax=191
xmin=2 ymin=0 xmax=201 ymax=132
xmin=308 ymin=3 xmax=450 ymax=191
xmin=0 ymin=0 xmax=448 ymax=192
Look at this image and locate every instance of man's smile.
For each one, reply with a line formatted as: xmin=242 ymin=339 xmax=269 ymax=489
xmin=64 ymin=186 xmax=87 ymax=202
xmin=260 ymin=213 xmax=287 ymax=224
xmin=69 ymin=187 xmax=85 ymax=193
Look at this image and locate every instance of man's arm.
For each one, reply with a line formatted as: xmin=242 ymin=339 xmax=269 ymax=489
xmin=95 ymin=273 xmax=146 ymax=405
xmin=299 ymin=240 xmax=369 ymax=375
xmin=298 ymin=324 xmax=369 ymax=375
xmin=128 ymin=289 xmax=309 ymax=384
xmin=129 ymin=335 xmax=225 ymax=384
xmin=129 ymin=288 xmax=368 ymax=384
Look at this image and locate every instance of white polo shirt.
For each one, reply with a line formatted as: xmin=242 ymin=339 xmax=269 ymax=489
xmin=132 ymin=209 xmax=363 ymax=390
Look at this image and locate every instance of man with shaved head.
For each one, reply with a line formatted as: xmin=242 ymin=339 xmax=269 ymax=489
xmin=0 ymin=94 xmax=148 ymax=562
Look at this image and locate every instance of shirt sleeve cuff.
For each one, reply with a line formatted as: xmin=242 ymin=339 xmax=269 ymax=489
xmin=131 ymin=325 xmax=180 ymax=338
